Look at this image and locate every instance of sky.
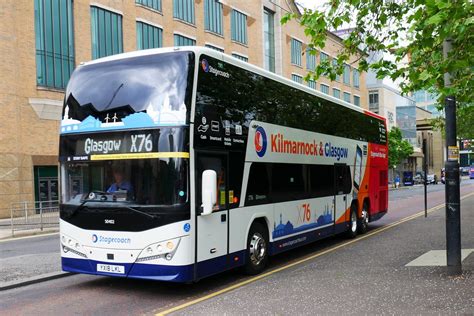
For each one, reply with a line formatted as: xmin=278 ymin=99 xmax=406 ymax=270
xmin=295 ymin=0 xmax=325 ymax=11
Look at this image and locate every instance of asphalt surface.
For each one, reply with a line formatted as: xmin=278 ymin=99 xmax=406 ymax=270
xmin=0 ymin=235 xmax=60 ymax=285
xmin=0 ymin=180 xmax=473 ymax=315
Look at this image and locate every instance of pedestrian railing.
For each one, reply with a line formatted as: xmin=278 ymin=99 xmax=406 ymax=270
xmin=10 ymin=200 xmax=59 ymax=236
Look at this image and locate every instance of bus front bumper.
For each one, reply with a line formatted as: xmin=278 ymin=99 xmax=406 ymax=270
xmin=62 ymin=257 xmax=194 ymax=282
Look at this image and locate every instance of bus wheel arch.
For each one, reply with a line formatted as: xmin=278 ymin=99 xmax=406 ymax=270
xmin=243 ymin=217 xmax=269 ymax=275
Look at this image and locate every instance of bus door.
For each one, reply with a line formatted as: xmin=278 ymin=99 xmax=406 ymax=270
xmin=195 ymin=152 xmax=229 ymax=270
xmin=334 ymin=164 xmax=349 ymax=227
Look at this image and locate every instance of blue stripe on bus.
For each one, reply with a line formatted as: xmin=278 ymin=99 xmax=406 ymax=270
xmin=62 ymin=257 xmax=194 ymax=282
xmin=269 ymin=223 xmax=349 ymax=255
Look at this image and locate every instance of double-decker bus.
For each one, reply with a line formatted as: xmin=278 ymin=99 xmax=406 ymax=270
xmin=59 ymin=47 xmax=388 ymax=282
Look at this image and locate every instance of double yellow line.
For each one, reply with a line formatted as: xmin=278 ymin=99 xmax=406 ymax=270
xmin=156 ymin=192 xmax=474 ymax=316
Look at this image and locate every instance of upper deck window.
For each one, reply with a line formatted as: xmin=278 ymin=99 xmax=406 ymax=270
xmin=61 ymin=52 xmax=195 ymax=134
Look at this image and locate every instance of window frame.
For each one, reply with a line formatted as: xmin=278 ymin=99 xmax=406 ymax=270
xmin=291 ymin=38 xmax=302 ymax=67
xmin=90 ymin=5 xmax=123 ymax=60
xmin=173 ymin=0 xmax=196 ymax=25
xmin=231 ymin=9 xmax=248 ymax=45
xmin=136 ymin=20 xmax=163 ymax=50
xmin=204 ymin=0 xmax=223 ymax=35
xmin=34 ymin=0 xmax=75 ymax=89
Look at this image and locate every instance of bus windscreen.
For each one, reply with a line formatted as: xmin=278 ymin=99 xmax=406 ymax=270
xmin=63 ymin=51 xmax=195 ymax=126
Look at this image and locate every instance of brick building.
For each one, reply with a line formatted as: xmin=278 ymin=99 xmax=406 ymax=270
xmin=0 ymin=0 xmax=368 ymax=218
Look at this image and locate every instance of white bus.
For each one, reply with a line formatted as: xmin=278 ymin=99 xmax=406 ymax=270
xmin=59 ymin=47 xmax=388 ymax=282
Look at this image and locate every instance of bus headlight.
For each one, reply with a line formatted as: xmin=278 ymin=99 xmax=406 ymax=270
xmin=136 ymin=238 xmax=181 ymax=262
xmin=61 ymin=234 xmax=87 ymax=258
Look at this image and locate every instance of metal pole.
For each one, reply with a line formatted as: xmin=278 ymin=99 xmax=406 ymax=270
xmin=423 ymin=138 xmax=428 ymax=217
xmin=11 ymin=205 xmax=14 ymax=237
xmin=40 ymin=201 xmax=43 ymax=231
xmin=443 ymin=38 xmax=462 ymax=275
xmin=24 ymin=201 xmax=28 ymax=224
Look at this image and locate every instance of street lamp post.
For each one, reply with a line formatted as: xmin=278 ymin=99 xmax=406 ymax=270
xmin=443 ymin=38 xmax=462 ymax=275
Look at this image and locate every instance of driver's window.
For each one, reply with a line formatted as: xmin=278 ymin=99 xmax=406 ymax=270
xmin=196 ymin=154 xmax=227 ymax=212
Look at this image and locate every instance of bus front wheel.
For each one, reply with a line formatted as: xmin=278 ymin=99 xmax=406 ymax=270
xmin=244 ymin=222 xmax=269 ymax=275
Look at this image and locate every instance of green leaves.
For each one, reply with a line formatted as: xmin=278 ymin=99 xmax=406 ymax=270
xmin=282 ymin=0 xmax=474 ymax=104
xmin=388 ymin=127 xmax=414 ymax=168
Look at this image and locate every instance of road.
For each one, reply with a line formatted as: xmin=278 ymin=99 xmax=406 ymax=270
xmin=1 ymin=179 xmax=473 ymax=315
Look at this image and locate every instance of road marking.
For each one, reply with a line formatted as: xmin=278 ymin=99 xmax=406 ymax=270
xmin=156 ymin=191 xmax=474 ymax=316
xmin=0 ymin=232 xmax=59 ymax=243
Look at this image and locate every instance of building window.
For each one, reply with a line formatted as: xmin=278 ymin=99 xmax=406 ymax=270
xmin=343 ymin=64 xmax=351 ymax=85
xmin=291 ymin=74 xmax=303 ymax=84
xmin=263 ymin=8 xmax=275 ymax=73
xmin=90 ymin=6 xmax=123 ymax=59
xmin=343 ymin=92 xmax=351 ymax=103
xmin=136 ymin=0 xmax=162 ymax=11
xmin=232 ymin=53 xmax=248 ymax=62
xmin=291 ymin=39 xmax=302 ymax=66
xmin=413 ymin=90 xmax=425 ymax=102
xmin=369 ymin=90 xmax=379 ymax=113
xmin=306 ymin=48 xmax=316 ymax=70
xmin=231 ymin=10 xmax=248 ymax=45
xmin=205 ymin=44 xmax=224 ymax=52
xmin=136 ymin=22 xmax=162 ymax=50
xmin=34 ymin=0 xmax=75 ymax=89
xmin=308 ymin=79 xmax=316 ymax=89
xmin=353 ymin=69 xmax=360 ymax=88
xmin=173 ymin=0 xmax=195 ymax=24
xmin=174 ymin=34 xmax=196 ymax=46
xmin=320 ymin=84 xmax=329 ymax=94
xmin=204 ymin=0 xmax=223 ymax=35
xmin=320 ymin=52 xmax=328 ymax=62
xmin=332 ymin=59 xmax=340 ymax=81
xmin=354 ymin=95 xmax=360 ymax=106
xmin=332 ymin=88 xmax=340 ymax=99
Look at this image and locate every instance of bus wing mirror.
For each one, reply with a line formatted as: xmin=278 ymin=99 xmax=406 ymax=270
xmin=201 ymin=170 xmax=217 ymax=215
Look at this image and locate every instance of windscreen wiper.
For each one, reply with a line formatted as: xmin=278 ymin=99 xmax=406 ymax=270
xmin=65 ymin=191 xmax=107 ymax=219
xmin=121 ymin=206 xmax=156 ymax=219
xmin=66 ymin=199 xmax=94 ymax=219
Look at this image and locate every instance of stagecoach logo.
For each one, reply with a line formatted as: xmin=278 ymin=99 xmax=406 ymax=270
xmin=201 ymin=59 xmax=230 ymax=78
xmin=254 ymin=126 xmax=268 ymax=157
xmin=92 ymin=234 xmax=98 ymax=243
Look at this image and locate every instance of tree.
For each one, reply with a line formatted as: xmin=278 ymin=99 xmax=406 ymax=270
xmin=388 ymin=127 xmax=414 ymax=169
xmin=282 ymin=0 xmax=474 ymax=105
xmin=431 ymin=102 xmax=474 ymax=139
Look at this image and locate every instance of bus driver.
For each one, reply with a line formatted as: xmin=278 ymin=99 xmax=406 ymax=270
xmin=107 ymin=167 xmax=133 ymax=194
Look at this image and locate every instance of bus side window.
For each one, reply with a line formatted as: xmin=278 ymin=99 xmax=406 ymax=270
xmin=246 ymin=163 xmax=270 ymax=206
xmin=271 ymin=163 xmax=306 ymax=202
xmin=309 ymin=165 xmax=334 ymax=198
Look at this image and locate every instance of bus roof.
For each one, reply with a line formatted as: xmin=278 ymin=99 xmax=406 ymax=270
xmin=80 ymin=46 xmax=384 ymax=123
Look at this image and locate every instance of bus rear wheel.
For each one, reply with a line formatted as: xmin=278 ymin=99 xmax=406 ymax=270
xmin=359 ymin=202 xmax=369 ymax=234
xmin=244 ymin=222 xmax=268 ymax=275
xmin=346 ymin=207 xmax=358 ymax=239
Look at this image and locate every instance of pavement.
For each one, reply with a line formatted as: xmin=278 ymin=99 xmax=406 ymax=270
xmin=169 ymin=193 xmax=474 ymax=315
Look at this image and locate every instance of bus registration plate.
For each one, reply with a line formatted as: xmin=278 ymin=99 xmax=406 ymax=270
xmin=97 ymin=264 xmax=125 ymax=274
